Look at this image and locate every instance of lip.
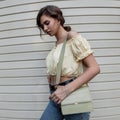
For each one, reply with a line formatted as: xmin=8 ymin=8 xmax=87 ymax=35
xmin=47 ymin=31 xmax=52 ymax=35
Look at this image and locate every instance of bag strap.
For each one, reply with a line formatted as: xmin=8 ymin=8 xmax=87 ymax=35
xmin=56 ymin=38 xmax=67 ymax=85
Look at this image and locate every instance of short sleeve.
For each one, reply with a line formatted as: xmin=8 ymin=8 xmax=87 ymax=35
xmin=71 ymin=34 xmax=93 ymax=61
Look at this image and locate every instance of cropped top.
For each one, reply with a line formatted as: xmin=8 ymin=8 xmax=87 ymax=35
xmin=46 ymin=34 xmax=93 ymax=77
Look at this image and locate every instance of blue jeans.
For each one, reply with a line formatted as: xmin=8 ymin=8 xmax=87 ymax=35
xmin=40 ymin=89 xmax=90 ymax=120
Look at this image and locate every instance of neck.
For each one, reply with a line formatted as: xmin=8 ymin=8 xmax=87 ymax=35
xmin=55 ymin=26 xmax=68 ymax=44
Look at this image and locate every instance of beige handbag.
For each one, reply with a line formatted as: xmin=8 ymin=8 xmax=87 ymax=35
xmin=61 ymin=84 xmax=93 ymax=115
xmin=56 ymin=38 xmax=93 ymax=115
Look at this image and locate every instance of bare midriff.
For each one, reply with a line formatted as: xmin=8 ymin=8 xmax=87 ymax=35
xmin=49 ymin=75 xmax=73 ymax=85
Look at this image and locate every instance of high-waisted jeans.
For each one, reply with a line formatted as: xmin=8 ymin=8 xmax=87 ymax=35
xmin=40 ymin=99 xmax=90 ymax=120
xmin=40 ymin=79 xmax=90 ymax=120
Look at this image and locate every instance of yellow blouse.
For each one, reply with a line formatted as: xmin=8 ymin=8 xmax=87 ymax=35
xmin=46 ymin=34 xmax=93 ymax=77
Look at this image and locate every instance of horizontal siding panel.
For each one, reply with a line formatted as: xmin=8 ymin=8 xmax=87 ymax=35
xmin=91 ymin=107 xmax=120 ymax=117
xmin=90 ymin=40 xmax=120 ymax=48
xmin=0 ymin=43 xmax=53 ymax=54
xmin=91 ymin=90 xmax=120 ymax=100
xmin=0 ymin=36 xmax=43 ymax=46
xmin=93 ymin=98 xmax=120 ymax=108
xmin=0 ymin=85 xmax=49 ymax=94
xmin=91 ymin=115 xmax=120 ymax=120
xmin=0 ymin=60 xmax=46 ymax=69
xmin=0 ymin=102 xmax=47 ymax=111
xmin=63 ymin=8 xmax=120 ymax=16
xmin=100 ymin=64 xmax=120 ymax=73
xmin=91 ymin=73 xmax=120 ymax=82
xmin=66 ymin=16 xmax=120 ymax=24
xmin=71 ymin=24 xmax=120 ymax=32
xmin=0 ymin=0 xmax=120 ymax=7
xmin=94 ymin=48 xmax=120 ymax=57
xmin=0 ymin=52 xmax=48 ymax=62
xmin=0 ymin=28 xmax=39 ymax=39
xmin=90 ymin=81 xmax=120 ymax=91
xmin=0 ymin=77 xmax=48 ymax=85
xmin=0 ymin=0 xmax=53 ymax=8
xmin=0 ymin=19 xmax=35 ymax=31
xmin=83 ymin=32 xmax=120 ymax=40
xmin=0 ymin=1 xmax=120 ymax=16
xmin=0 ymin=110 xmax=41 ymax=119
xmin=96 ymin=56 xmax=120 ymax=65
xmin=0 ymin=94 xmax=49 ymax=102
xmin=0 ymin=12 xmax=36 ymax=23
xmin=0 ymin=68 xmax=47 ymax=77
xmin=0 ymin=118 xmax=38 ymax=120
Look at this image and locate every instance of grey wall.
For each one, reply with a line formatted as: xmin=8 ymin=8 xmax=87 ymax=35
xmin=0 ymin=0 xmax=120 ymax=120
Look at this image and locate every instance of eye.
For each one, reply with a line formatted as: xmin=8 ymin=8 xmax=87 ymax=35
xmin=40 ymin=20 xmax=50 ymax=30
xmin=44 ymin=21 xmax=50 ymax=26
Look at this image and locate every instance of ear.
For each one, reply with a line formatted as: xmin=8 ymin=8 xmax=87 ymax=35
xmin=57 ymin=19 xmax=60 ymax=24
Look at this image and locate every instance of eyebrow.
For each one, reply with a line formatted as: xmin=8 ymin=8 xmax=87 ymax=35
xmin=43 ymin=20 xmax=49 ymax=24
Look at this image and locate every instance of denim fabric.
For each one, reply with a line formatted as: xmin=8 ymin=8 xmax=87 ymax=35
xmin=40 ymin=89 xmax=90 ymax=120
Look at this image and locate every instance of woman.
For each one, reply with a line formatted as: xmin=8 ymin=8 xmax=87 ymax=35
xmin=36 ymin=5 xmax=100 ymax=120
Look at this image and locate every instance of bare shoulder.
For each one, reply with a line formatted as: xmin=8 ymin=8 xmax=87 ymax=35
xmin=68 ymin=31 xmax=79 ymax=40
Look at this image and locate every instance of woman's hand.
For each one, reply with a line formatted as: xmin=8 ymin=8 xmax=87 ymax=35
xmin=49 ymin=85 xmax=70 ymax=104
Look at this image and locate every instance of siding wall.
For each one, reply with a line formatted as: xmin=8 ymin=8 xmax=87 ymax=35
xmin=0 ymin=0 xmax=120 ymax=120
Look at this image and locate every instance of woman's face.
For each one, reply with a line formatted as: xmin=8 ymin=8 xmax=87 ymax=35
xmin=40 ymin=15 xmax=60 ymax=36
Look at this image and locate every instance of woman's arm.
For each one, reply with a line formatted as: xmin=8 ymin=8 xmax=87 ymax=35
xmin=66 ymin=54 xmax=100 ymax=93
xmin=50 ymin=54 xmax=100 ymax=104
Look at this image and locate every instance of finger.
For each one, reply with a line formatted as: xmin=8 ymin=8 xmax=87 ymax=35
xmin=57 ymin=99 xmax=62 ymax=104
xmin=54 ymin=97 xmax=60 ymax=103
xmin=49 ymin=93 xmax=57 ymax=100
xmin=49 ymin=91 xmax=55 ymax=99
xmin=51 ymin=95 xmax=60 ymax=103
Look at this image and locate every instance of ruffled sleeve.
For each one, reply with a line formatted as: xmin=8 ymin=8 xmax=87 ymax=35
xmin=71 ymin=34 xmax=93 ymax=61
